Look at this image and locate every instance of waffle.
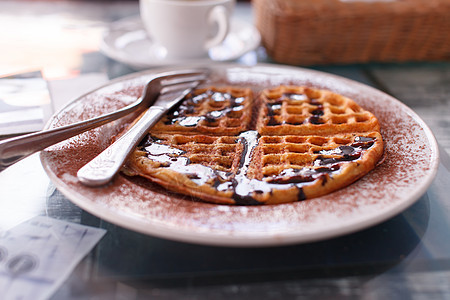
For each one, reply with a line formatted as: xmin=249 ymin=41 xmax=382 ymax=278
xmin=151 ymin=86 xmax=254 ymax=135
xmin=123 ymin=85 xmax=384 ymax=205
xmin=257 ymin=85 xmax=380 ymax=135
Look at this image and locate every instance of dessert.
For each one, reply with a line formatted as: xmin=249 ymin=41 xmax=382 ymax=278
xmin=123 ymin=85 xmax=384 ymax=205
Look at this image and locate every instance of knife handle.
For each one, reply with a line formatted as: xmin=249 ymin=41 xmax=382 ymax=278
xmin=77 ymin=106 xmax=165 ymax=186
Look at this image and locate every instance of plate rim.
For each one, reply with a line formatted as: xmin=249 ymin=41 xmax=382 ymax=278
xmin=41 ymin=63 xmax=440 ymax=247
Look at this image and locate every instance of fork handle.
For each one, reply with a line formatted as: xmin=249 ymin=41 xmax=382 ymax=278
xmin=0 ymin=102 xmax=140 ymax=172
xmin=77 ymin=106 xmax=165 ymax=186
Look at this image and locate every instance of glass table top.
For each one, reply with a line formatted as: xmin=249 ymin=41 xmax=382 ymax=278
xmin=1 ymin=0 xmax=450 ymax=298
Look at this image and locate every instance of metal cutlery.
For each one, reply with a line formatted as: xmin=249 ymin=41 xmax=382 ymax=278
xmin=77 ymin=70 xmax=207 ymax=186
xmin=0 ymin=69 xmax=208 ymax=172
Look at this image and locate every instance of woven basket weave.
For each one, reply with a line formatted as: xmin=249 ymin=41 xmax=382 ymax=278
xmin=253 ymin=0 xmax=450 ymax=65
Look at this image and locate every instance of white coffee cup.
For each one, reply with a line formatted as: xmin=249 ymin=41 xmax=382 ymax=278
xmin=140 ymin=0 xmax=235 ymax=59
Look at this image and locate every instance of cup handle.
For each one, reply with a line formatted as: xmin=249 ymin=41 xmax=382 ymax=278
xmin=205 ymin=5 xmax=229 ymax=50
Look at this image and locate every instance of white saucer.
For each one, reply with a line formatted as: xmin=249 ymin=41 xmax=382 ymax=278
xmin=100 ymin=16 xmax=261 ymax=69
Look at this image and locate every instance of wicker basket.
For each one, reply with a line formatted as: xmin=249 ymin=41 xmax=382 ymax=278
xmin=253 ymin=0 xmax=450 ymax=65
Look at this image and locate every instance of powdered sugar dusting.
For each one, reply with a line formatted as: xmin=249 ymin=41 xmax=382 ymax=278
xmin=40 ymin=64 xmax=438 ymax=246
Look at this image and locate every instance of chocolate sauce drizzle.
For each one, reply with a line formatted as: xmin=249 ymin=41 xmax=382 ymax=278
xmin=307 ymin=101 xmax=324 ymax=124
xmin=267 ymin=93 xmax=325 ymax=126
xmin=313 ymin=136 xmax=375 ymax=166
xmin=140 ymin=132 xmax=376 ymax=205
xmin=139 ymin=90 xmax=376 ymax=205
xmin=266 ymin=100 xmax=283 ymax=126
xmin=141 ymin=136 xmax=229 ymax=186
xmin=284 ymin=93 xmax=308 ymax=101
xmin=164 ymin=90 xmax=245 ymax=127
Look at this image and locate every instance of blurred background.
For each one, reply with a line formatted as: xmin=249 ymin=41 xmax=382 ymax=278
xmin=0 ymin=0 xmax=251 ymax=80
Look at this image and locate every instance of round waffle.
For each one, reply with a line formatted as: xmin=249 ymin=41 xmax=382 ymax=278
xmin=123 ymin=85 xmax=384 ymax=205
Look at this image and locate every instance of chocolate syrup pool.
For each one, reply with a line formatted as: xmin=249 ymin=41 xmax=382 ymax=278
xmin=141 ymin=131 xmax=376 ymax=205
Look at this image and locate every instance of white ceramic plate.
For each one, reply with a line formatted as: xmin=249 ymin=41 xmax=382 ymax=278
xmin=41 ymin=64 xmax=439 ymax=247
xmin=100 ymin=16 xmax=261 ymax=70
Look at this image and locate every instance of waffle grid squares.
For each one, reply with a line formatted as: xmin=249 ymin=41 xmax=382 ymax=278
xmin=258 ymin=86 xmax=380 ymax=135
xmin=149 ymin=134 xmax=241 ymax=173
xmin=151 ymin=86 xmax=253 ymax=135
xmin=258 ymin=134 xmax=377 ymax=177
xmin=127 ymin=85 xmax=383 ymax=205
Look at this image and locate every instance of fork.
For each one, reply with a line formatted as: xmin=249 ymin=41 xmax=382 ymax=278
xmin=77 ymin=70 xmax=207 ymax=186
xmin=0 ymin=69 xmax=209 ymax=172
